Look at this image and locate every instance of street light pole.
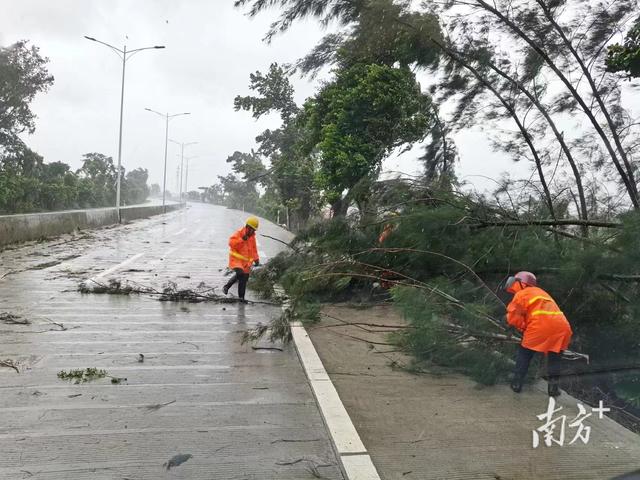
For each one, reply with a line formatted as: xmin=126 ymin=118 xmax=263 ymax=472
xmin=145 ymin=109 xmax=190 ymax=213
xmin=179 ymin=143 xmax=184 ymax=201
xmin=183 ymin=155 xmax=199 ymax=198
xmin=169 ymin=140 xmax=198 ymax=203
xmin=116 ymin=45 xmax=126 ymax=217
xmin=84 ymin=36 xmax=165 ymax=221
xmin=162 ymin=113 xmax=169 ymax=211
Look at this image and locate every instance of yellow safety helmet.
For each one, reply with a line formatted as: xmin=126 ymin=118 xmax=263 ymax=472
xmin=246 ymin=216 xmax=259 ymax=230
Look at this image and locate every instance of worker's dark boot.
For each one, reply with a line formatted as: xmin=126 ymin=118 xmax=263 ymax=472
xmin=548 ymin=378 xmax=561 ymax=397
xmin=510 ymin=378 xmax=523 ymax=393
xmin=222 ymin=284 xmax=229 ymax=295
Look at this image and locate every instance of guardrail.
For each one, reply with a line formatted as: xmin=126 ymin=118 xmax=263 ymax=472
xmin=0 ymin=203 xmax=184 ymax=247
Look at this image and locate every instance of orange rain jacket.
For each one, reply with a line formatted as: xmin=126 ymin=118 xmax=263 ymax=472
xmin=228 ymin=227 xmax=259 ymax=274
xmin=378 ymin=223 xmax=395 ymax=244
xmin=506 ymin=286 xmax=572 ymax=353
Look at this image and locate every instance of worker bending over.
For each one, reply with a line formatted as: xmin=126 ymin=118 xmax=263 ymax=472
xmin=505 ymin=271 xmax=573 ymax=397
xmin=222 ymin=216 xmax=260 ymax=302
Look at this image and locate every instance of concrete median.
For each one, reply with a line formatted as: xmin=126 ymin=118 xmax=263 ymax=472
xmin=0 ymin=202 xmax=183 ymax=248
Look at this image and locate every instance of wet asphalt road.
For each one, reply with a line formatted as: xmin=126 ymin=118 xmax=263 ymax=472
xmin=0 ymin=203 xmax=343 ymax=480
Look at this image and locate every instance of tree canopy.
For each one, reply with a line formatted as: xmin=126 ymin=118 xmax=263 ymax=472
xmin=607 ymin=17 xmax=640 ymax=78
xmin=303 ymin=63 xmax=433 ymax=213
xmin=0 ymin=41 xmax=54 ymax=149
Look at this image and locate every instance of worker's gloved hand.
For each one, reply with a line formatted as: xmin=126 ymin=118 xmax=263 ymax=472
xmin=254 ymin=260 xmax=260 ymax=266
xmin=242 ymin=234 xmax=249 ymax=241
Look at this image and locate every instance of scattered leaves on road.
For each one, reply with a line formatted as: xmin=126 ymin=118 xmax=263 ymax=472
xmin=58 ymin=368 xmax=108 ymax=384
xmin=57 ymin=368 xmax=126 ymax=385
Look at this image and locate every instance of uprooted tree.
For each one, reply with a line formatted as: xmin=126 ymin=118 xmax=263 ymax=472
xmin=233 ymin=0 xmax=640 ymax=427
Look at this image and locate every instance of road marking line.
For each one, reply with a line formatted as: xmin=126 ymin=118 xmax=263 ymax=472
xmin=341 ymin=454 xmax=380 ymax=480
xmin=90 ymin=253 xmax=145 ymax=281
xmin=276 ymin=285 xmax=381 ymax=480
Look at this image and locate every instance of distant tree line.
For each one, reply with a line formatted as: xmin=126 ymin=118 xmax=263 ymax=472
xmin=0 ymin=40 xmax=150 ymax=215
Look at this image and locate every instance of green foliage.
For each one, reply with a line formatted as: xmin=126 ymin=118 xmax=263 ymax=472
xmin=249 ymin=251 xmax=293 ymax=299
xmin=0 ymin=40 xmax=54 ymax=147
xmin=234 ymin=63 xmax=298 ymax=121
xmin=393 ymin=285 xmax=513 ymax=385
xmin=255 ymin=183 xmax=640 ymax=390
xmin=58 ymin=368 xmax=107 ymax=384
xmin=122 ymin=168 xmax=150 ymax=205
xmin=229 ymin=63 xmax=318 ymax=229
xmin=303 ymin=63 xmax=433 ymax=210
xmin=614 ymin=376 xmax=640 ymax=408
xmin=606 ymin=18 xmax=640 ymax=78
xmin=0 ymin=41 xmax=150 ymax=214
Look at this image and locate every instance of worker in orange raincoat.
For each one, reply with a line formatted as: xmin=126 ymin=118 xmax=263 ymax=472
xmin=377 ymin=213 xmax=398 ymax=289
xmin=222 ymin=216 xmax=260 ymax=302
xmin=505 ymin=271 xmax=573 ymax=397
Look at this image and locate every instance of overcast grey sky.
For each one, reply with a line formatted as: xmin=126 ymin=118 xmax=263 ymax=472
xmin=3 ymin=0 xmax=543 ymax=193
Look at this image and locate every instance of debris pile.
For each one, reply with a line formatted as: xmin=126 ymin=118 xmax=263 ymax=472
xmin=0 ymin=312 xmax=30 ymax=325
xmin=57 ymin=368 xmax=126 ymax=384
xmin=0 ymin=359 xmax=20 ymax=373
xmin=79 ymin=278 xmax=269 ymax=305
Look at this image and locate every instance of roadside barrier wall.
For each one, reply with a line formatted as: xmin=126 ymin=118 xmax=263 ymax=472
xmin=0 ymin=203 xmax=183 ymax=247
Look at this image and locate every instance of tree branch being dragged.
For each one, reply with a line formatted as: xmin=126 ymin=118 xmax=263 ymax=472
xmin=307 ymin=259 xmax=588 ymax=364
xmin=78 ymin=278 xmax=279 ymax=305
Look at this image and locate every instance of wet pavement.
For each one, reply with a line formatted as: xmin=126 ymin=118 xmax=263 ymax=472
xmin=0 ymin=203 xmax=343 ymax=480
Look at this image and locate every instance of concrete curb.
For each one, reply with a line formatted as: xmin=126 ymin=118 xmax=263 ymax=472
xmin=275 ymin=287 xmax=381 ymax=480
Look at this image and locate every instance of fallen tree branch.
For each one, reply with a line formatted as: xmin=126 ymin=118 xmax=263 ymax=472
xmin=80 ymin=278 xmax=281 ymax=305
xmin=259 ymin=234 xmax=297 ymax=252
xmin=275 ymin=458 xmax=334 ymax=467
xmin=325 ymin=328 xmax=395 ymax=346
xmin=600 ymin=274 xmax=640 ymax=282
xmin=361 ymin=247 xmax=505 ymax=307
xmin=270 ymin=438 xmax=322 ymax=444
xmin=0 ymin=271 xmax=15 ymax=280
xmin=308 ymin=268 xmax=507 ymax=332
xmin=314 ymin=322 xmax=411 ymax=330
xmin=470 ymin=219 xmax=621 ymax=229
xmin=145 ymin=400 xmax=176 ymax=412
xmin=0 ymin=360 xmax=20 ymax=373
xmin=321 ymin=312 xmax=411 ymax=331
xmin=544 ymin=227 xmax=622 ymax=252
